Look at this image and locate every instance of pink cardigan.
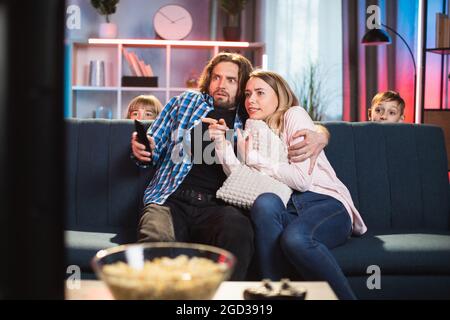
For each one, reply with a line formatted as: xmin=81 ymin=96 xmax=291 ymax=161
xmin=215 ymin=106 xmax=367 ymax=236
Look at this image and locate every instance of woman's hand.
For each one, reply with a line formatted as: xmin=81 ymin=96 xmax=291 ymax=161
xmin=237 ymin=129 xmax=255 ymax=163
xmin=237 ymin=130 xmax=270 ymax=168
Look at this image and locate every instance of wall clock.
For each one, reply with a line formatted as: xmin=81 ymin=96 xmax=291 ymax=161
xmin=153 ymin=4 xmax=193 ymax=40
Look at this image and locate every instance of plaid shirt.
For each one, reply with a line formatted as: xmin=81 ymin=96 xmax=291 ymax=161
xmin=143 ymin=90 xmax=244 ymax=205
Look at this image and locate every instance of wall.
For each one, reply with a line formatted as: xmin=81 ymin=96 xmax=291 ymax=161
xmin=66 ymin=0 xmax=210 ymax=41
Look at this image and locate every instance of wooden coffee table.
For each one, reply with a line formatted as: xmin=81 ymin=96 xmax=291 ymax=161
xmin=65 ymin=280 xmax=337 ymax=300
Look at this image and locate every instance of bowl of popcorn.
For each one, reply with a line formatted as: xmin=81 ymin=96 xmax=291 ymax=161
xmin=91 ymin=242 xmax=236 ymax=300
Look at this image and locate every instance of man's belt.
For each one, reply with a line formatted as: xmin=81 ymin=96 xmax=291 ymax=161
xmin=172 ymin=188 xmax=216 ymax=205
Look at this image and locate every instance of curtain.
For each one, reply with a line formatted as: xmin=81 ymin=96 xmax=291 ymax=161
xmin=261 ymin=0 xmax=344 ymax=120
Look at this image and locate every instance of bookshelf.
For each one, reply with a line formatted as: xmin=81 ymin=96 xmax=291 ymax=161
xmin=420 ymin=1 xmax=450 ymax=169
xmin=69 ymin=39 xmax=265 ymax=119
xmin=420 ymin=0 xmax=450 ymax=114
xmin=426 ymin=47 xmax=450 ymax=54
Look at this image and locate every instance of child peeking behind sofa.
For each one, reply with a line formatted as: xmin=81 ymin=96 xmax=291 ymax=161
xmin=368 ymin=90 xmax=405 ymax=123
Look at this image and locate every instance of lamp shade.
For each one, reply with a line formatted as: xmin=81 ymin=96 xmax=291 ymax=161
xmin=361 ymin=28 xmax=392 ymax=45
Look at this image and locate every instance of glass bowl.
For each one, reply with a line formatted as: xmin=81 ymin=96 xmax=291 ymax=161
xmin=91 ymin=242 xmax=236 ymax=300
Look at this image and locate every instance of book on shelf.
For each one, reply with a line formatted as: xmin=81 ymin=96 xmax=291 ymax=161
xmin=443 ymin=14 xmax=450 ymax=48
xmin=122 ymin=48 xmax=138 ymax=76
xmin=136 ymin=57 xmax=151 ymax=77
xmin=122 ymin=48 xmax=156 ymax=77
xmin=436 ymin=13 xmax=450 ymax=48
xmin=145 ymin=64 xmax=154 ymax=77
xmin=127 ymin=51 xmax=143 ymax=77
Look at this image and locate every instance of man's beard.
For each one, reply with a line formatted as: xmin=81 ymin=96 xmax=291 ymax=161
xmin=212 ymin=91 xmax=236 ymax=110
xmin=214 ymin=98 xmax=236 ymax=109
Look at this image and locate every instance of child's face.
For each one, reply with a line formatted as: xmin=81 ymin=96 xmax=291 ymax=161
xmin=129 ymin=106 xmax=157 ymax=120
xmin=369 ymin=101 xmax=404 ymax=123
xmin=244 ymin=77 xmax=278 ymax=120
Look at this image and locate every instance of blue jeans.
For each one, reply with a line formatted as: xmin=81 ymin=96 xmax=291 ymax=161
xmin=250 ymin=191 xmax=355 ymax=300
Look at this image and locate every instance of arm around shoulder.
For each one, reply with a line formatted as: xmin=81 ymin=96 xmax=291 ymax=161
xmin=314 ymin=123 xmax=330 ymax=146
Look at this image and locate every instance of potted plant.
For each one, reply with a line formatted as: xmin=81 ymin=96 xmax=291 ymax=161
xmin=220 ymin=0 xmax=247 ymax=41
xmin=91 ymin=0 xmax=119 ymax=38
xmin=294 ymin=63 xmax=330 ymax=121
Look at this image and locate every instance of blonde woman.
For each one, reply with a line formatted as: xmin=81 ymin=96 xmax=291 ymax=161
xmin=209 ymin=70 xmax=367 ymax=300
xmin=126 ymin=95 xmax=163 ymax=120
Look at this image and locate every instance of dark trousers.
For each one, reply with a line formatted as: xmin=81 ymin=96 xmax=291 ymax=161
xmin=165 ymin=196 xmax=254 ymax=281
xmin=251 ymin=191 xmax=355 ymax=300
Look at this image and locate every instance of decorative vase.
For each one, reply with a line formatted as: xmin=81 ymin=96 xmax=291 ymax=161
xmin=223 ymin=14 xmax=241 ymax=41
xmin=223 ymin=26 xmax=241 ymax=41
xmin=99 ymin=22 xmax=117 ymax=39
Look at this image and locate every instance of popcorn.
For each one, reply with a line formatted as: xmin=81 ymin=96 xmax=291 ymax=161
xmin=101 ymin=255 xmax=227 ymax=300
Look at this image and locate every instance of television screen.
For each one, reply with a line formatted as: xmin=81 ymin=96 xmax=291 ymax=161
xmin=0 ymin=0 xmax=65 ymax=299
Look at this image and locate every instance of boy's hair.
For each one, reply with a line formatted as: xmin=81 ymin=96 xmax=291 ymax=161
xmin=198 ymin=52 xmax=253 ymax=108
xmin=126 ymin=95 xmax=163 ymax=119
xmin=370 ymin=91 xmax=405 ymax=115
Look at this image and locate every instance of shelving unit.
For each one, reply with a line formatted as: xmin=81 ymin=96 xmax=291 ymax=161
xmin=420 ymin=0 xmax=450 ymax=113
xmin=424 ymin=47 xmax=450 ymax=111
xmin=426 ymin=47 xmax=450 ymax=54
xmin=420 ymin=0 xmax=450 ymax=169
xmin=69 ymin=39 xmax=265 ymax=119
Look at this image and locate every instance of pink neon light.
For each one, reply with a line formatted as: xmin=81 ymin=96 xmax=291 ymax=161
xmin=88 ymin=38 xmax=259 ymax=48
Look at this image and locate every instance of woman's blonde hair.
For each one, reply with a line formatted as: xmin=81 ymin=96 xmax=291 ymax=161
xmin=126 ymin=95 xmax=163 ymax=119
xmin=248 ymin=70 xmax=299 ymax=132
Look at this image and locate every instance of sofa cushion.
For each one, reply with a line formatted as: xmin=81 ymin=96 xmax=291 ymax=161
xmin=332 ymin=231 xmax=450 ymax=275
xmin=348 ymin=275 xmax=450 ymax=300
xmin=65 ymin=230 xmax=132 ymax=270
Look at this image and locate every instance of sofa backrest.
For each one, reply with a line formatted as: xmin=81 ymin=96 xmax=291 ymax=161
xmin=324 ymin=122 xmax=450 ymax=233
xmin=65 ymin=119 xmax=450 ymax=237
xmin=65 ymin=119 xmax=154 ymax=240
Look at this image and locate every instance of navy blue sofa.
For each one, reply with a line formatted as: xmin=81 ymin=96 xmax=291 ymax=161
xmin=65 ymin=119 xmax=450 ymax=299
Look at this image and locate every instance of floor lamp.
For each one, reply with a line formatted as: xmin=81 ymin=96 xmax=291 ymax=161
xmin=361 ymin=24 xmax=417 ymax=122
